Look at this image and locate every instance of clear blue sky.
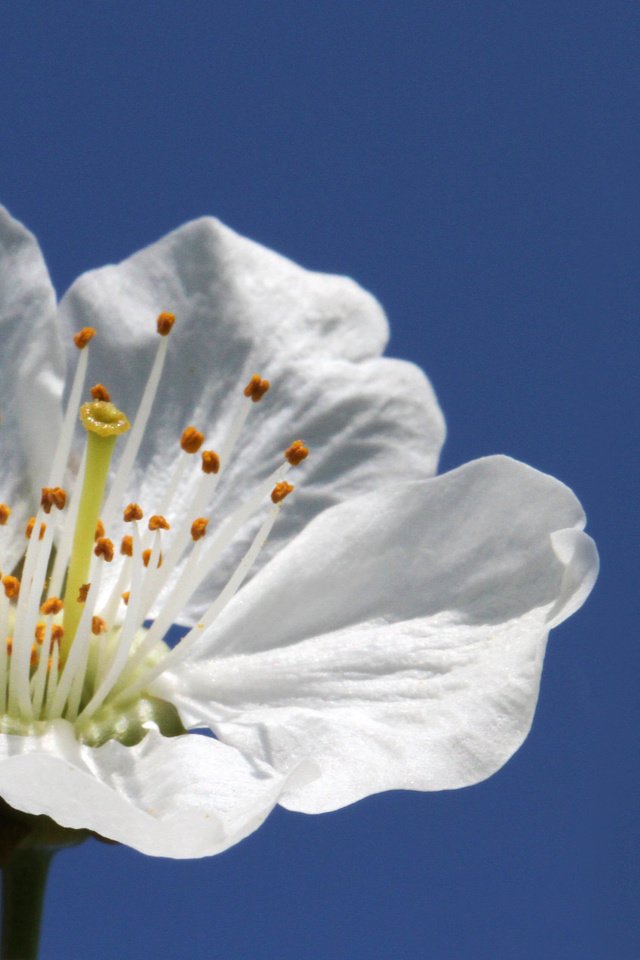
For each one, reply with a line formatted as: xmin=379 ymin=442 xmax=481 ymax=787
xmin=0 ymin=2 xmax=636 ymax=958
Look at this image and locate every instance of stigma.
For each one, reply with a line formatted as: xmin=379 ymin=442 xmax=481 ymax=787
xmin=0 ymin=315 xmax=308 ymax=741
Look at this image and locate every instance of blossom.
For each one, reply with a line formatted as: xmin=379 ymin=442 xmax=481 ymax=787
xmin=0 ymin=206 xmax=597 ymax=858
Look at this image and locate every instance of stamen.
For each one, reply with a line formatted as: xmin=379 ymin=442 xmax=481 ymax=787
xmin=40 ymin=597 xmax=63 ymax=616
xmin=90 ymin=383 xmax=111 ymax=402
xmin=124 ymin=503 xmax=143 ymax=522
xmin=25 ymin=518 xmax=46 ymax=541
xmin=156 ymin=312 xmax=176 ymax=336
xmin=120 ymin=535 xmax=133 ymax=557
xmin=94 ymin=520 xmax=105 ymax=540
xmin=73 ymin=328 xmax=96 ymax=349
xmin=0 ymin=505 xmax=10 ymax=526
xmin=271 ymin=481 xmax=294 ymax=503
xmin=180 ymin=427 xmax=204 ymax=454
xmin=2 ymin=576 xmax=20 ymax=600
xmin=142 ymin=548 xmax=162 ymax=569
xmin=148 ymin=515 xmax=170 ymax=531
xmin=243 ymin=374 xmax=270 ymax=402
xmin=201 ymin=450 xmax=220 ymax=474
xmin=40 ymin=487 xmax=67 ymax=514
xmin=284 ymin=440 xmax=309 ymax=466
xmin=94 ymin=538 xmax=115 ymax=563
xmin=91 ymin=616 xmax=107 ymax=636
xmin=191 ymin=518 xmax=208 ymax=541
xmin=77 ymin=583 xmax=91 ymax=603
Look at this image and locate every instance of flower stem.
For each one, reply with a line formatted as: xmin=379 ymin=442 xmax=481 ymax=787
xmin=1 ymin=847 xmax=52 ymax=960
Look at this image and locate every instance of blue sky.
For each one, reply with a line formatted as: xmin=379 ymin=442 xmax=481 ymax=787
xmin=0 ymin=2 xmax=636 ymax=958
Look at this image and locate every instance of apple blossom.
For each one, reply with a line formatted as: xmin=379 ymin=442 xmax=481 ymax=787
xmin=0 ymin=205 xmax=597 ymax=864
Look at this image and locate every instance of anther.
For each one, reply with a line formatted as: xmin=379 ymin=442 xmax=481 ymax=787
xmin=2 ymin=576 xmax=20 ymax=600
xmin=142 ymin=548 xmax=163 ymax=569
xmin=77 ymin=583 xmax=91 ymax=603
xmin=73 ymin=327 xmax=96 ymax=350
xmin=285 ymin=440 xmax=309 ymax=466
xmin=41 ymin=487 xmax=67 ymax=514
xmin=191 ymin=517 xmax=209 ymax=541
xmin=91 ymin=616 xmax=107 ymax=636
xmin=120 ymin=535 xmax=133 ymax=557
xmin=123 ymin=503 xmax=143 ymax=522
xmin=94 ymin=519 xmax=105 ymax=540
xmin=25 ymin=518 xmax=46 ymax=541
xmin=271 ymin=481 xmax=295 ymax=504
xmin=0 ymin=504 xmax=11 ymax=525
xmin=94 ymin=537 xmax=115 ymax=562
xmin=40 ymin=597 xmax=64 ymax=616
xmin=181 ymin=427 xmax=205 ymax=454
xmin=156 ymin=312 xmax=176 ymax=336
xmin=35 ymin=624 xmax=64 ymax=645
xmin=90 ymin=383 xmax=111 ymax=402
xmin=148 ymin=515 xmax=170 ymax=531
xmin=122 ymin=591 xmax=130 ymax=606
xmin=243 ymin=374 xmax=270 ymax=403
xmin=201 ymin=450 xmax=221 ymax=475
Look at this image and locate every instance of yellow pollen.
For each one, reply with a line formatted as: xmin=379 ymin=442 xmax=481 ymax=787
xmin=120 ymin=535 xmax=133 ymax=557
xmin=284 ymin=440 xmax=309 ymax=466
xmin=142 ymin=548 xmax=163 ymax=569
xmin=2 ymin=576 xmax=20 ymax=600
xmin=243 ymin=374 xmax=270 ymax=403
xmin=90 ymin=383 xmax=111 ymax=402
xmin=94 ymin=519 xmax=105 ymax=540
xmin=80 ymin=400 xmax=131 ymax=438
xmin=271 ymin=481 xmax=295 ymax=504
xmin=41 ymin=486 xmax=67 ymax=514
xmin=148 ymin=515 xmax=170 ymax=531
xmin=40 ymin=597 xmax=64 ymax=616
xmin=25 ymin=517 xmax=46 ymax=541
xmin=201 ymin=450 xmax=220 ymax=475
xmin=123 ymin=503 xmax=143 ymax=522
xmin=121 ymin=591 xmax=130 ymax=606
xmin=156 ymin=312 xmax=176 ymax=336
xmin=77 ymin=583 xmax=91 ymax=603
xmin=73 ymin=327 xmax=96 ymax=350
xmin=180 ymin=426 xmax=205 ymax=454
xmin=191 ymin=517 xmax=209 ymax=541
xmin=94 ymin=537 xmax=115 ymax=563
xmin=91 ymin=616 xmax=107 ymax=636
xmin=35 ymin=623 xmax=64 ymax=645
xmin=0 ymin=504 xmax=10 ymax=525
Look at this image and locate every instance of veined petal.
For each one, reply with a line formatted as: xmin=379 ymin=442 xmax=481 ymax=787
xmin=0 ymin=207 xmax=64 ymax=566
xmin=0 ymin=721 xmax=301 ymax=858
xmin=56 ymin=218 xmax=444 ymax=619
xmin=160 ymin=455 xmax=598 ymax=811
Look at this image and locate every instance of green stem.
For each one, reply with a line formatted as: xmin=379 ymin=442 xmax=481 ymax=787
xmin=1 ymin=848 xmax=52 ymax=960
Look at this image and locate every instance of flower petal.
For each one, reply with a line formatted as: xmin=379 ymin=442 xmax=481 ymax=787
xmin=0 ymin=721 xmax=304 ymax=858
xmin=161 ymin=455 xmax=597 ymax=811
xmin=0 ymin=207 xmax=64 ymax=565
xmin=56 ymin=218 xmax=444 ymax=618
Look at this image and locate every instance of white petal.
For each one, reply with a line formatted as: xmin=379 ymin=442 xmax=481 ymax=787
xmin=0 ymin=721 xmax=302 ymax=858
xmin=160 ymin=455 xmax=597 ymax=811
xmin=56 ymin=218 xmax=444 ymax=617
xmin=0 ymin=207 xmax=64 ymax=565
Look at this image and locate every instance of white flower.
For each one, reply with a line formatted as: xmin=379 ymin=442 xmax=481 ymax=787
xmin=0 ymin=206 xmax=597 ymax=858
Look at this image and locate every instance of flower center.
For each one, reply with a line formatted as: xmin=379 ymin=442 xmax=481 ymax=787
xmin=0 ymin=314 xmax=308 ymax=747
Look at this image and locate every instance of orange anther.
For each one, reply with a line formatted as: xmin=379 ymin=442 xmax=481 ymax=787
xmin=201 ymin=450 xmax=221 ymax=475
xmin=94 ymin=537 xmax=115 ymax=562
xmin=0 ymin=504 xmax=11 ymax=525
xmin=30 ymin=644 xmax=39 ymax=668
xmin=51 ymin=624 xmax=64 ymax=643
xmin=284 ymin=440 xmax=309 ymax=466
xmin=94 ymin=519 xmax=105 ymax=540
xmin=191 ymin=517 xmax=209 ymax=541
xmin=148 ymin=515 xmax=170 ymax=531
xmin=77 ymin=583 xmax=91 ymax=603
xmin=123 ymin=503 xmax=143 ymax=522
xmin=5 ymin=637 xmax=12 ymax=655
xmin=120 ymin=535 xmax=133 ymax=557
xmin=35 ymin=623 xmax=46 ymax=644
xmin=156 ymin=312 xmax=176 ymax=336
xmin=40 ymin=597 xmax=63 ymax=616
xmin=181 ymin=426 xmax=205 ymax=454
xmin=41 ymin=487 xmax=67 ymax=514
xmin=142 ymin=548 xmax=163 ymax=569
xmin=73 ymin=327 xmax=96 ymax=349
xmin=91 ymin=616 xmax=107 ymax=636
xmin=122 ymin=591 xmax=130 ymax=606
xmin=25 ymin=517 xmax=46 ymax=541
xmin=271 ymin=481 xmax=295 ymax=504
xmin=2 ymin=576 xmax=20 ymax=600
xmin=243 ymin=373 xmax=270 ymax=403
xmin=90 ymin=383 xmax=111 ymax=402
